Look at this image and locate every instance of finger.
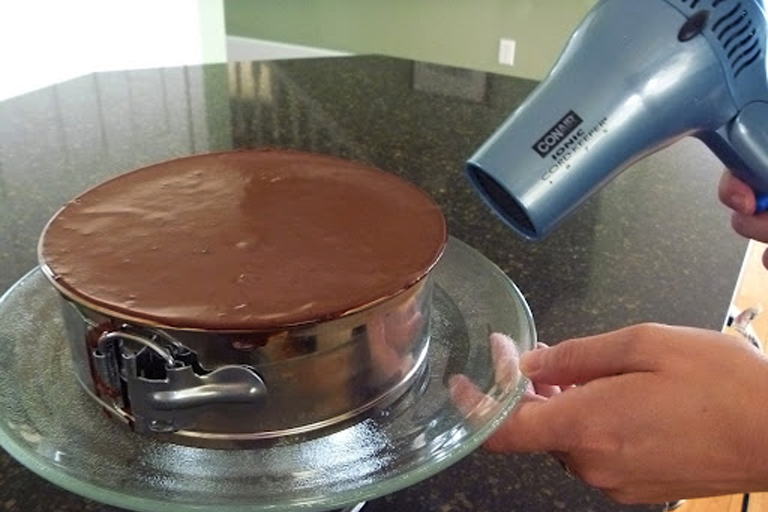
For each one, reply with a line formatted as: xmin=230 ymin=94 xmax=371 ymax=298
xmin=520 ymin=325 xmax=659 ymax=385
xmin=483 ymin=398 xmax=569 ymax=453
xmin=489 ymin=332 xmax=522 ymax=390
xmin=533 ymin=381 xmax=562 ymax=398
xmin=719 ymin=170 xmax=755 ymax=215
xmin=448 ymin=374 xmax=499 ymax=420
xmin=529 ymin=342 xmax=562 ymax=397
xmin=731 ymin=211 xmax=768 ymax=244
xmin=719 ymin=170 xmax=768 ymax=243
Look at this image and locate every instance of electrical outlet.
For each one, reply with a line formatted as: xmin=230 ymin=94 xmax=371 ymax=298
xmin=498 ymin=38 xmax=516 ymax=66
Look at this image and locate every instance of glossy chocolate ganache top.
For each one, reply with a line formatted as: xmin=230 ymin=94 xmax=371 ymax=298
xmin=39 ymin=150 xmax=447 ymax=330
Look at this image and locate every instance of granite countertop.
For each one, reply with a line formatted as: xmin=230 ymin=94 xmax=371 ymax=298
xmin=0 ymin=55 xmax=747 ymax=512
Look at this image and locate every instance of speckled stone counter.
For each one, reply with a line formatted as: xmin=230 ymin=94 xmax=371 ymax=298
xmin=0 ymin=56 xmax=747 ymax=512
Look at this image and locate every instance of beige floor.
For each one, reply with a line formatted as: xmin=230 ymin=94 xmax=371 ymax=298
xmin=727 ymin=241 xmax=768 ymax=342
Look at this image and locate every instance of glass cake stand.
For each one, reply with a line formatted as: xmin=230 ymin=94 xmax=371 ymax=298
xmin=0 ymin=237 xmax=535 ymax=512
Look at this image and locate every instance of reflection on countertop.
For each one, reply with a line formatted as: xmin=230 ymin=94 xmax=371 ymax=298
xmin=0 ymin=55 xmax=747 ymax=512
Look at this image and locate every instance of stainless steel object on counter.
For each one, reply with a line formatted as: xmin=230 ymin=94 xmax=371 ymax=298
xmin=56 ymin=274 xmax=434 ymax=447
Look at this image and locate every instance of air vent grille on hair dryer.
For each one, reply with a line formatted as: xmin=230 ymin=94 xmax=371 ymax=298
xmin=676 ymin=0 xmax=762 ymax=77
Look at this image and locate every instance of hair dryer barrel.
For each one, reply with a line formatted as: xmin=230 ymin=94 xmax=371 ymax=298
xmin=466 ymin=0 xmax=736 ymax=240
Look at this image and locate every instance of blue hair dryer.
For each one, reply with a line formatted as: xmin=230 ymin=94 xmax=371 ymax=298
xmin=467 ymin=0 xmax=768 ymax=240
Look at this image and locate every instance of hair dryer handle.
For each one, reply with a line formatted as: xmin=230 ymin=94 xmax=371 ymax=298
xmin=726 ymin=102 xmax=768 ymax=212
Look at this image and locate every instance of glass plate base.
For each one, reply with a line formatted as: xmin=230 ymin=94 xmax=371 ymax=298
xmin=0 ymin=238 xmax=535 ymax=512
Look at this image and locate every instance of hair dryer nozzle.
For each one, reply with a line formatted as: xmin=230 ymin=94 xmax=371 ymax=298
xmin=466 ymin=163 xmax=539 ymax=240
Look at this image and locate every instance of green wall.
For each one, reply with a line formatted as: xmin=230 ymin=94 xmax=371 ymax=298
xmin=224 ymin=0 xmax=597 ymax=80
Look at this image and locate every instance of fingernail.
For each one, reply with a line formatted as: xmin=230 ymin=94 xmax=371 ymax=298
xmin=520 ymin=350 xmax=543 ymax=376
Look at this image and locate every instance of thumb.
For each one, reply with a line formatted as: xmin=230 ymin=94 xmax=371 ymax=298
xmin=521 ymin=325 xmax=658 ymax=385
xmin=484 ymin=398 xmax=571 ymax=453
xmin=719 ymin=170 xmax=756 ymax=215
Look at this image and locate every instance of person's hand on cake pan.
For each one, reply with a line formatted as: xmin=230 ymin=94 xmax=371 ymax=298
xmin=476 ymin=324 xmax=768 ymax=504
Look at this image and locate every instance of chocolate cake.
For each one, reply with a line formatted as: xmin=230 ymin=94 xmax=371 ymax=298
xmin=38 ymin=150 xmax=447 ymax=330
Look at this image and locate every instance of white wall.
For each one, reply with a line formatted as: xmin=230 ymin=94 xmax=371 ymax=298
xmin=0 ymin=0 xmax=226 ymax=101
